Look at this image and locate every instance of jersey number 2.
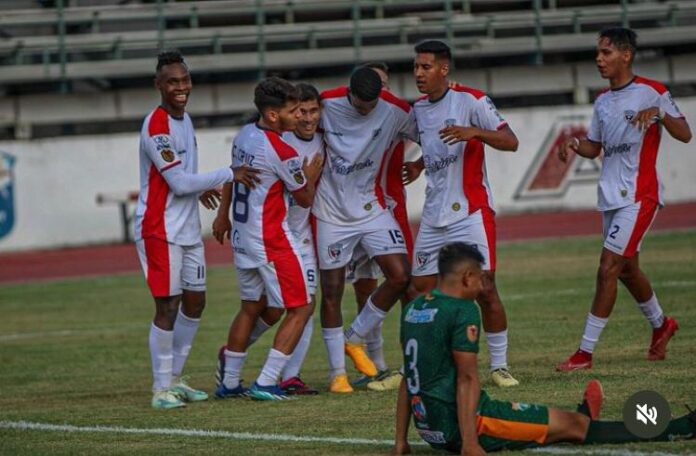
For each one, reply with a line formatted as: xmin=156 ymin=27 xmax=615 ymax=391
xmin=405 ymin=338 xmax=420 ymax=395
xmin=232 ymin=183 xmax=249 ymax=223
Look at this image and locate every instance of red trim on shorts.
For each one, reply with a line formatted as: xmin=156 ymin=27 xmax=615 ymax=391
xmin=148 ymin=106 xmax=170 ymax=136
xmin=265 ymin=130 xmax=299 ymax=161
xmin=262 ymin=180 xmax=308 ymax=308
xmin=481 ymin=208 xmax=497 ymax=271
xmin=374 ymin=145 xmax=389 ymax=209
xmin=462 ymin=139 xmax=489 ymax=214
xmin=450 ymin=84 xmax=486 ymax=100
xmin=379 ymin=90 xmax=411 ymax=113
xmin=385 ymin=141 xmax=413 ymax=259
xmin=144 ymin=237 xmax=171 ymax=297
xmin=320 ymin=86 xmax=349 ymax=100
xmin=635 ymin=123 xmax=661 ymax=204
xmin=142 ymin=164 xmax=169 ymax=239
xmin=634 ymin=76 xmax=668 ymax=95
xmin=624 ymin=200 xmax=658 ymax=258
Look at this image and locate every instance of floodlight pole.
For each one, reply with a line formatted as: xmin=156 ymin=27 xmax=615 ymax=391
xmin=352 ymin=0 xmax=362 ymax=63
xmin=533 ymin=0 xmax=543 ymax=65
xmin=57 ymin=0 xmax=68 ymax=93
xmin=257 ymin=0 xmax=267 ymax=80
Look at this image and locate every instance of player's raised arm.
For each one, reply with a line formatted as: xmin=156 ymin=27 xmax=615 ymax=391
xmin=454 ymin=351 xmax=485 ymax=456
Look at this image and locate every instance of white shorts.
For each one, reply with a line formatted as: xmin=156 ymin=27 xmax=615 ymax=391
xmin=346 ymin=244 xmax=382 ymax=283
xmin=236 ymin=249 xmax=311 ymax=309
xmin=316 ymin=210 xmax=408 ymax=270
xmin=412 ymin=208 xmax=496 ymax=276
xmin=602 ymin=200 xmax=659 ymax=258
xmin=136 ymin=238 xmax=206 ymax=298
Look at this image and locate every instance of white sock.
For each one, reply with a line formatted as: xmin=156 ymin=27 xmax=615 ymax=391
xmin=486 ymin=329 xmax=509 ymax=371
xmin=247 ymin=317 xmax=272 ymax=347
xmin=222 ymin=349 xmax=247 ymax=390
xmin=365 ymin=321 xmax=387 ymax=371
xmin=282 ymin=318 xmax=313 ymax=381
xmin=322 ymin=327 xmax=346 ymax=377
xmin=256 ymin=348 xmax=291 ymax=387
xmin=344 ymin=296 xmax=387 ymax=345
xmin=149 ymin=323 xmax=174 ymax=392
xmin=579 ymin=313 xmax=609 ymax=354
xmin=637 ymin=293 xmax=665 ymax=329
xmin=172 ymin=308 xmax=200 ymax=379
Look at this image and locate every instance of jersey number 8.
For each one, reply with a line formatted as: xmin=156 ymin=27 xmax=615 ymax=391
xmin=232 ymin=183 xmax=249 ymax=223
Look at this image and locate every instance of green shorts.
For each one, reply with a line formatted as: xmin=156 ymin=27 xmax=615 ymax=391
xmin=412 ymin=390 xmax=550 ymax=453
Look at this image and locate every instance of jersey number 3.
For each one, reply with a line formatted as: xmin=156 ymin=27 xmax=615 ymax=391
xmin=405 ymin=338 xmax=420 ymax=395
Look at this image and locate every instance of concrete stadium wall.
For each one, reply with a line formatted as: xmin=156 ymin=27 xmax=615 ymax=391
xmin=1 ymin=97 xmax=695 ymax=252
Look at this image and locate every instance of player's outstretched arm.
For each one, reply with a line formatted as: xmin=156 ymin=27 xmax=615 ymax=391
xmin=439 ymin=125 xmax=518 ymax=152
xmin=212 ymin=183 xmax=233 ymax=245
xmin=557 ymin=137 xmax=602 ymax=163
xmin=231 ymin=163 xmax=262 ymax=188
xmin=163 ymin=165 xmax=235 ymax=197
xmin=454 ymin=351 xmax=485 ymax=456
xmin=402 ymin=157 xmax=424 ymax=185
xmin=391 ymin=378 xmax=412 ymax=455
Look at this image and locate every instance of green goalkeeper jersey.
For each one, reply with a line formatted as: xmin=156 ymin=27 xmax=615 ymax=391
xmin=400 ymin=288 xmax=481 ymax=405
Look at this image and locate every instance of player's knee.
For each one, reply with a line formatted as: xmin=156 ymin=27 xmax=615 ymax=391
xmin=260 ymin=307 xmax=284 ymax=326
xmin=597 ymin=261 xmax=622 ymax=283
xmin=383 ymin=265 xmax=410 ymax=293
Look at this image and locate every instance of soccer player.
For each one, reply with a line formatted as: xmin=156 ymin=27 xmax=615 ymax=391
xmin=213 ymin=77 xmax=322 ymax=401
xmin=404 ymin=40 xmax=520 ymax=387
xmin=135 ymin=51 xmax=259 ymax=409
xmin=556 ymin=28 xmax=692 ymax=371
xmin=393 ymin=242 xmax=696 ymax=454
xmin=315 ymin=66 xmax=418 ymax=393
xmin=347 ymin=62 xmax=414 ymax=391
xmin=211 ymin=82 xmax=323 ymax=395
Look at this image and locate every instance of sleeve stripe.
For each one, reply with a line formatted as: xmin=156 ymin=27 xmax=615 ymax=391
xmin=496 ymin=121 xmax=508 ymax=131
xmin=148 ymin=106 xmax=170 ymax=137
xmin=160 ymin=160 xmax=182 ymax=172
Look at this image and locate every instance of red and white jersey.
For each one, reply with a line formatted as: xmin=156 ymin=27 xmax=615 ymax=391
xmin=588 ymin=76 xmax=684 ymax=211
xmin=135 ymin=107 xmax=231 ymax=245
xmin=313 ymin=87 xmax=418 ymax=226
xmin=282 ymin=131 xmax=324 ymax=253
xmin=230 ymin=123 xmax=308 ymax=269
xmin=414 ymin=85 xmax=507 ymax=228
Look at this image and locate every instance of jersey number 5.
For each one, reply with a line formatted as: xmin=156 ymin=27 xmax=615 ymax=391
xmin=405 ymin=338 xmax=420 ymax=395
xmin=232 ymin=183 xmax=249 ymax=223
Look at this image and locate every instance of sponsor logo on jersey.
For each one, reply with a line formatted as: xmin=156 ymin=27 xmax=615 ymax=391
xmin=328 ymin=242 xmax=342 ymax=262
xmin=153 ymin=134 xmax=171 ymax=150
xmin=330 ymin=155 xmax=374 ymax=175
xmin=0 ymin=151 xmax=16 ymax=240
xmin=231 ymin=229 xmax=247 ymax=254
xmin=467 ymin=324 xmax=478 ymax=343
xmin=411 ymin=395 xmax=428 ymax=422
xmin=416 ymin=429 xmax=447 ymax=444
xmin=160 ymin=149 xmax=175 ymax=162
xmin=416 ymin=251 xmax=429 ymax=269
xmin=405 ymin=307 xmax=439 ymax=324
xmin=287 ymin=158 xmax=306 ymax=185
xmin=424 ymin=154 xmax=458 ymax=174
xmin=514 ymin=116 xmax=599 ymax=201
xmin=604 ymin=143 xmax=631 ymax=158
xmin=485 ymin=97 xmax=505 ymax=122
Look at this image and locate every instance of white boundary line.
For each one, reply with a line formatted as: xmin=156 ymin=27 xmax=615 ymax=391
xmin=0 ymin=420 xmax=686 ymax=455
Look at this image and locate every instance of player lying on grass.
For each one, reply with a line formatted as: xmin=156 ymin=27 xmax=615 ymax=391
xmin=393 ymin=242 xmax=696 ymax=454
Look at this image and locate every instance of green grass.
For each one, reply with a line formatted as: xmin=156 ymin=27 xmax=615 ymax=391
xmin=1 ymin=231 xmax=695 ymax=455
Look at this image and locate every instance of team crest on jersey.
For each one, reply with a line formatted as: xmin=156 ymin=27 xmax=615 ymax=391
xmin=467 ymin=324 xmax=478 ymax=343
xmin=0 ymin=151 xmax=17 ymax=240
xmin=444 ymin=118 xmax=456 ymax=127
xmin=328 ymin=242 xmax=343 ymax=262
xmin=624 ymin=110 xmax=637 ymax=122
xmin=153 ymin=134 xmax=171 ymax=150
xmin=286 ymin=158 xmax=305 ymax=185
xmin=411 ymin=395 xmax=428 ymax=422
xmin=416 ymin=251 xmax=429 ymax=269
xmin=160 ymin=149 xmax=175 ymax=162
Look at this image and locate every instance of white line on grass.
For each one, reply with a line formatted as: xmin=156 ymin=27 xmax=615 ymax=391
xmin=0 ymin=420 xmax=685 ymax=455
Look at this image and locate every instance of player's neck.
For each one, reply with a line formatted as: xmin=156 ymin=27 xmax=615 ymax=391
xmin=428 ymin=83 xmax=449 ymax=102
xmin=436 ymin=283 xmax=474 ymax=301
xmin=609 ymin=69 xmax=635 ymax=90
xmin=159 ymin=102 xmax=185 ymax=119
xmin=257 ymin=117 xmax=282 ymax=135
xmin=294 ymin=131 xmax=314 ymax=141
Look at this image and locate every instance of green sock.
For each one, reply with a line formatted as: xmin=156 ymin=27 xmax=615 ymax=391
xmin=584 ymin=415 xmax=694 ymax=444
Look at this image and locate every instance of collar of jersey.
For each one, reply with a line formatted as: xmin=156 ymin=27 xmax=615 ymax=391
xmin=255 ymin=122 xmax=281 ymax=136
xmin=426 ymin=88 xmax=450 ymax=104
xmin=610 ymin=76 xmax=636 ymax=92
xmin=293 ymin=132 xmax=315 ymax=142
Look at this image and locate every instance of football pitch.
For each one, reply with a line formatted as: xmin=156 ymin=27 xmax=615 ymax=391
xmin=1 ymin=231 xmax=695 ymax=455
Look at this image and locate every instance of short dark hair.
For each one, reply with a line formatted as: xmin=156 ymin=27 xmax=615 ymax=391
xmin=254 ymin=77 xmax=299 ymax=113
xmin=350 ymin=66 xmax=382 ymax=102
xmin=414 ymin=39 xmax=452 ymax=62
xmin=437 ymin=242 xmax=484 ymax=277
xmin=156 ymin=50 xmax=185 ymax=72
xmin=363 ymin=61 xmax=389 ymax=75
xmin=295 ymin=82 xmax=320 ymax=103
xmin=599 ymin=27 xmax=637 ymax=57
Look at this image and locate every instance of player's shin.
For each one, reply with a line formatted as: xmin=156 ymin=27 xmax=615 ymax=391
xmin=345 ymin=295 xmax=387 ymax=344
xmin=172 ymin=308 xmax=200 ymax=378
xmin=322 ymin=327 xmax=346 ymax=377
xmin=149 ymin=323 xmax=174 ymax=392
xmin=282 ymin=317 xmax=314 ymax=381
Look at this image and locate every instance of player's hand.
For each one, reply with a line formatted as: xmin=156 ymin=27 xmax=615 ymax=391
xmin=199 ymin=189 xmax=221 ymax=210
xmin=390 ymin=441 xmax=411 ymax=455
xmin=631 ymin=106 xmax=660 ymax=133
xmin=212 ymin=215 xmax=232 ymax=245
xmin=231 ymin=163 xmax=261 ymax=188
xmin=402 ymin=160 xmax=423 ymax=185
xmin=461 ymin=442 xmax=486 ymax=456
xmin=558 ymin=137 xmax=579 ymax=163
xmin=302 ymin=153 xmax=324 ymax=184
xmin=439 ymin=126 xmax=480 ymax=145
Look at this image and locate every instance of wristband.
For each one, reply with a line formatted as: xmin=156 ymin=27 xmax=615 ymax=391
xmin=572 ymin=137 xmax=580 ymax=148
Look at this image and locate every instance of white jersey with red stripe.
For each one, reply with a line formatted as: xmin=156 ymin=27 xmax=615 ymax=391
xmin=414 ymin=85 xmax=507 ymax=228
xmin=312 ymin=87 xmax=418 ymax=226
xmin=588 ymin=76 xmax=684 ymax=211
xmin=282 ymin=131 xmax=324 ymax=253
xmin=135 ymin=106 xmax=233 ymax=246
xmin=230 ymin=123 xmax=308 ymax=269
